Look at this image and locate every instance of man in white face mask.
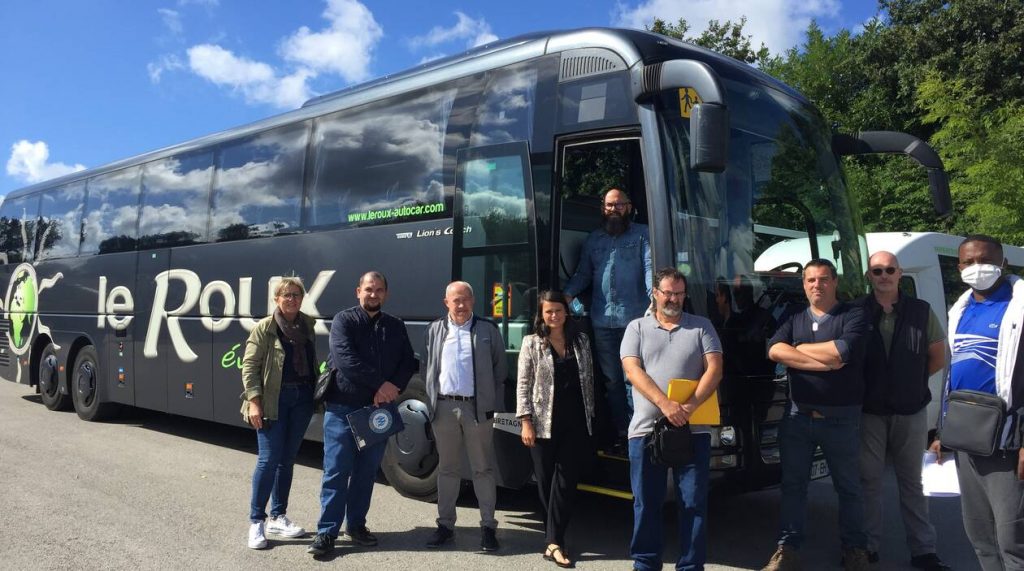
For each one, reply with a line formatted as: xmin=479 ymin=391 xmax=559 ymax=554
xmin=929 ymin=234 xmax=1024 ymax=570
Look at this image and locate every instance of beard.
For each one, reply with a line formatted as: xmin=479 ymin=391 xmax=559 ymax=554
xmin=603 ymin=212 xmax=629 ymax=235
xmin=659 ymin=302 xmax=681 ymax=317
xmin=361 ymin=299 xmax=382 ymax=313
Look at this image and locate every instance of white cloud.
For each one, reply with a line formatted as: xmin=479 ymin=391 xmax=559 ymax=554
xmin=177 ymin=0 xmax=219 ymax=7
xmin=158 ymin=8 xmax=183 ymax=36
xmin=148 ymin=54 xmax=185 ymax=83
xmin=613 ymin=0 xmax=840 ymax=55
xmin=410 ymin=12 xmax=497 ymax=50
xmin=280 ymin=0 xmax=383 ymax=83
xmin=187 ymin=44 xmax=313 ymax=108
xmin=6 ymin=140 xmax=86 ymax=184
xmin=175 ymin=0 xmax=382 ymax=109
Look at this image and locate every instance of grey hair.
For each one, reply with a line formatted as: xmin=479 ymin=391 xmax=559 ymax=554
xmin=445 ymin=280 xmax=474 ymax=298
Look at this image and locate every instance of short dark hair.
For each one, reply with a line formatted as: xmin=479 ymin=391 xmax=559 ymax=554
xmin=358 ymin=271 xmax=388 ymax=290
xmin=804 ymin=258 xmax=838 ymax=280
xmin=654 ymin=267 xmax=687 ymax=290
xmin=960 ymin=234 xmax=1004 ymax=258
xmin=534 ymin=290 xmax=572 ymax=339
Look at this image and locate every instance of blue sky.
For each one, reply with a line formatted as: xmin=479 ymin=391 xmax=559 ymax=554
xmin=0 ymin=0 xmax=880 ymax=197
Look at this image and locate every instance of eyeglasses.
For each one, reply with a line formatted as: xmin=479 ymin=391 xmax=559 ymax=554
xmin=603 ymin=202 xmax=631 ymax=210
xmin=280 ymin=292 xmax=303 ymax=300
xmin=870 ymin=267 xmax=898 ymax=276
xmin=657 ymin=288 xmax=686 ymax=299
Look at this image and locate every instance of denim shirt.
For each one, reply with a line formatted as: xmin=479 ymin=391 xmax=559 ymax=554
xmin=564 ymin=222 xmax=652 ymax=329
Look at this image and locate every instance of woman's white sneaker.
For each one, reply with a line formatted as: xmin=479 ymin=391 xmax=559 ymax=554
xmin=247 ymin=522 xmax=268 ymax=549
xmin=266 ymin=515 xmax=306 ymax=538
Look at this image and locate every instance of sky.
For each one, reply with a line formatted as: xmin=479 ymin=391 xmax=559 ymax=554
xmin=0 ymin=0 xmax=881 ymax=197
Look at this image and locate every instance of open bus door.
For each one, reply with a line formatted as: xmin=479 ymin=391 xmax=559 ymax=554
xmin=450 ymin=141 xmax=538 ymax=490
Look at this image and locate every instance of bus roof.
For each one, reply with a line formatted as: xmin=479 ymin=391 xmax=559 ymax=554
xmin=4 ymin=27 xmax=810 ymax=201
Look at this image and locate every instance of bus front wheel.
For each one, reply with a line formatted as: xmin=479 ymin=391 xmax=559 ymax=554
xmin=38 ymin=342 xmax=70 ymax=411
xmin=381 ymin=380 xmax=439 ymax=501
xmin=71 ymin=346 xmax=119 ymax=422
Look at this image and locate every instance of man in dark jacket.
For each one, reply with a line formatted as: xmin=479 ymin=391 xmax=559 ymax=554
xmin=858 ymin=251 xmax=949 ymax=571
xmin=762 ymin=259 xmax=871 ymax=571
xmin=308 ymin=271 xmax=417 ymax=557
xmin=423 ymin=281 xmax=507 ymax=551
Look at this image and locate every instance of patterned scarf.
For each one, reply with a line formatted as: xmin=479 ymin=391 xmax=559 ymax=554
xmin=274 ymin=308 xmax=310 ymax=378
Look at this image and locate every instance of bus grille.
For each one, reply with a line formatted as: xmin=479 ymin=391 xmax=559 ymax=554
xmin=559 ymin=48 xmax=626 ymax=82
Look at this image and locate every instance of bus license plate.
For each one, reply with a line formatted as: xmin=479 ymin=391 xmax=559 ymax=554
xmin=810 ymin=459 xmax=829 ymax=479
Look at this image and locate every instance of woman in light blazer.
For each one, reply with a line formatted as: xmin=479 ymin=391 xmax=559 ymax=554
xmin=517 ymin=290 xmax=596 ymax=568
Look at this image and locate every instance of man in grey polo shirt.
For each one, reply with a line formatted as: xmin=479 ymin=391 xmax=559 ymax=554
xmin=622 ymin=267 xmax=723 ymax=571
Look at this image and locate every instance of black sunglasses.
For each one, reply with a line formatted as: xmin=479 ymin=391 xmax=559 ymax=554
xmin=870 ymin=267 xmax=898 ymax=276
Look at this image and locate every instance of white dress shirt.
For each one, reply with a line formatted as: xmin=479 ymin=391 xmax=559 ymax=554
xmin=439 ymin=314 xmax=475 ymax=397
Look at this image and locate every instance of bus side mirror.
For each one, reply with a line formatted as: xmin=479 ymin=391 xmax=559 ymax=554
xmin=832 ymin=131 xmax=953 ymax=217
xmin=690 ymin=103 xmax=728 ymax=173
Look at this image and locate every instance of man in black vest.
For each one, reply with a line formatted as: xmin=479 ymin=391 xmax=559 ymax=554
xmin=858 ymin=251 xmax=950 ymax=571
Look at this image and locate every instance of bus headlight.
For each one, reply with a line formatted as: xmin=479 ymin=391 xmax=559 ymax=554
xmin=710 ymin=454 xmax=738 ymax=469
xmin=719 ymin=426 xmax=736 ymax=446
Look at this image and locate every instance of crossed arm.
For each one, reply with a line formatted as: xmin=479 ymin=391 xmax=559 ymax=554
xmin=768 ymin=340 xmax=842 ymax=371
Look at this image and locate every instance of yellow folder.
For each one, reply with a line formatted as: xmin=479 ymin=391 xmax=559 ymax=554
xmin=666 ymin=379 xmax=721 ymax=425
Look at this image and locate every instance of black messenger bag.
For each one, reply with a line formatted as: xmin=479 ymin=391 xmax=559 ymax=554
xmin=647 ymin=417 xmax=693 ymax=468
xmin=314 ymin=368 xmax=337 ymax=405
xmin=941 ymin=390 xmax=1007 ymax=456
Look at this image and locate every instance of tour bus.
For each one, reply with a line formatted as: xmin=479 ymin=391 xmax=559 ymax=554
xmin=755 ymin=231 xmax=1024 ymax=429
xmin=0 ymin=28 xmax=951 ymax=500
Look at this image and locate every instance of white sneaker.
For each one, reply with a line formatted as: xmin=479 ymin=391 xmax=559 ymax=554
xmin=248 ymin=522 xmax=268 ymax=549
xmin=266 ymin=515 xmax=306 ymax=538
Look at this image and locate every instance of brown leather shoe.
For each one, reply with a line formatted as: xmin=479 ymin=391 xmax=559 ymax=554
xmin=762 ymin=545 xmax=801 ymax=571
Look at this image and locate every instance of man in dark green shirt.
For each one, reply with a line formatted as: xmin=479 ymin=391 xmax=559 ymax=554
xmin=858 ymin=251 xmax=949 ymax=571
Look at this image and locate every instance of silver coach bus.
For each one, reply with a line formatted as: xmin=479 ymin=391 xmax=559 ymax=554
xmin=0 ymin=28 xmax=950 ymax=499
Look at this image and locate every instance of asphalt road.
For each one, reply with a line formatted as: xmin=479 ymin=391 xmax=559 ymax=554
xmin=0 ymin=379 xmax=981 ymax=570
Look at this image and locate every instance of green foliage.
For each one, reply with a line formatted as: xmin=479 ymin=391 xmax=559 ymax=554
xmin=917 ymin=72 xmax=1024 ymax=244
xmin=647 ymin=17 xmax=774 ymax=67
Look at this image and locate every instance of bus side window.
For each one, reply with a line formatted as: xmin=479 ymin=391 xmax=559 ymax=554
xmin=937 ymin=254 xmax=962 ymax=311
xmin=81 ymin=167 xmax=141 ymax=255
xmin=307 ymin=88 xmax=454 ymax=228
xmin=0 ymin=194 xmax=40 ymax=264
xmin=898 ymin=275 xmax=918 ymax=298
xmin=139 ymin=151 xmax=214 ymax=249
xmin=211 ymin=122 xmax=309 ymax=241
xmin=36 ymin=182 xmax=86 ymax=260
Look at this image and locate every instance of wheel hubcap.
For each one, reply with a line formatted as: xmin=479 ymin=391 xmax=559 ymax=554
xmin=39 ymin=354 xmax=58 ymax=395
xmin=392 ymin=398 xmax=437 ymax=477
xmin=76 ymin=362 xmax=95 ymax=404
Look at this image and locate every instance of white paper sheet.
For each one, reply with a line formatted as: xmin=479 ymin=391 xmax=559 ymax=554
xmin=921 ymin=451 xmax=960 ymax=497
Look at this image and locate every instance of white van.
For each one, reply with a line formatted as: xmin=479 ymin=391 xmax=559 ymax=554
xmin=756 ymin=231 xmax=1024 ymax=427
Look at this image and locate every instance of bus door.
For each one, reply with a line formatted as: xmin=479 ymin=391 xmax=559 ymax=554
xmin=134 ymin=250 xmax=170 ymax=412
xmin=452 ymin=141 xmax=537 ymax=488
xmin=553 ymin=134 xmax=647 ymax=445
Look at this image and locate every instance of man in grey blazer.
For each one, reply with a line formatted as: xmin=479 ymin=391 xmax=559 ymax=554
xmin=423 ymin=281 xmax=508 ymax=552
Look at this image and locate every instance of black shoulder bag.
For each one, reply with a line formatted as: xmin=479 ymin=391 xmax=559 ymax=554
xmin=647 ymin=417 xmax=693 ymax=468
xmin=314 ymin=368 xmax=337 ymax=405
xmin=941 ymin=389 xmax=1006 ymax=456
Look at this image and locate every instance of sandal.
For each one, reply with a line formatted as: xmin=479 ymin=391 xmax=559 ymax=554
xmin=543 ymin=544 xmax=574 ymax=568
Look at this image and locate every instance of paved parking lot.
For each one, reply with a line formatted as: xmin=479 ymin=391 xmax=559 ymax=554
xmin=0 ymin=379 xmax=980 ymax=570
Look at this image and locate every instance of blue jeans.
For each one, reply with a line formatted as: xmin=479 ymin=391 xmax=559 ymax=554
xmin=778 ymin=412 xmax=866 ymax=549
xmin=249 ymin=384 xmax=315 ymax=523
xmin=629 ymin=433 xmax=711 ymax=571
xmin=316 ymin=402 xmax=388 ymax=538
xmin=593 ymin=326 xmax=632 ymax=435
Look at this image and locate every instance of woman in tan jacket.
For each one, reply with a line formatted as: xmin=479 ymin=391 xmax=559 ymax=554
xmin=240 ymin=277 xmax=317 ymax=549
xmin=517 ymin=290 xmax=596 ymax=568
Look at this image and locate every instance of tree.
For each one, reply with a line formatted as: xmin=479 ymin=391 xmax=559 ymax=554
xmin=647 ymin=17 xmax=774 ymax=67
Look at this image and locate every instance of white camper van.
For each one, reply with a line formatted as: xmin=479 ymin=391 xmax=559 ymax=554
xmin=756 ymin=231 xmax=1024 ymax=427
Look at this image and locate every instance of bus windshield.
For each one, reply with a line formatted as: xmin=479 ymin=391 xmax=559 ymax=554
xmin=656 ymin=78 xmax=867 ymax=374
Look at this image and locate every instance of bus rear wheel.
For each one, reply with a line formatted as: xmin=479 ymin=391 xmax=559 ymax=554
xmin=381 ymin=380 xmax=439 ymax=501
xmin=71 ymin=346 xmax=118 ymax=422
xmin=38 ymin=342 xmax=70 ymax=411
